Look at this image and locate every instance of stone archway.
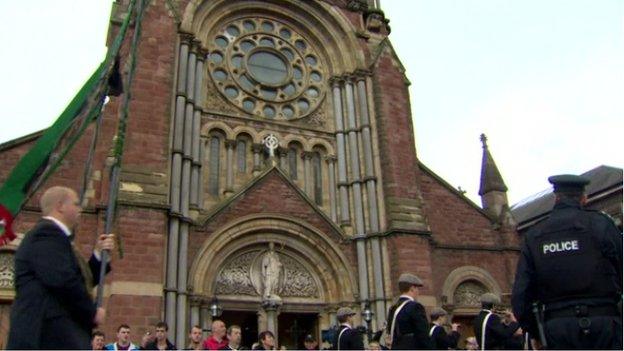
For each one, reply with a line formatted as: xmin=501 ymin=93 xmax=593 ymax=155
xmin=188 ymin=214 xmax=358 ymax=346
xmin=441 ymin=266 xmax=502 ymax=315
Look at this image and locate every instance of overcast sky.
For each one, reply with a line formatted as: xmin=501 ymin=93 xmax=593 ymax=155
xmin=0 ymin=1 xmax=622 ymax=206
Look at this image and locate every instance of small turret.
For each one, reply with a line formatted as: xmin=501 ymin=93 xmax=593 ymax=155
xmin=478 ymin=134 xmax=514 ymax=226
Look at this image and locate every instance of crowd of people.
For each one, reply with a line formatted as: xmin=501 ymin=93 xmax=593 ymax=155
xmin=89 ymin=321 xmax=317 ymax=351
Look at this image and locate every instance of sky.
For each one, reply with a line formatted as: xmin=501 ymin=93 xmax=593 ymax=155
xmin=0 ymin=1 xmax=622 ymax=206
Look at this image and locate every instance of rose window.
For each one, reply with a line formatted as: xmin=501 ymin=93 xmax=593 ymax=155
xmin=207 ymin=18 xmax=326 ymax=120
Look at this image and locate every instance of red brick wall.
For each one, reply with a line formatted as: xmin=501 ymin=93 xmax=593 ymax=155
xmin=418 ymin=169 xmax=501 ymax=246
xmin=190 ymin=170 xmax=358 ymax=277
xmin=372 ymin=51 xmax=421 ymax=200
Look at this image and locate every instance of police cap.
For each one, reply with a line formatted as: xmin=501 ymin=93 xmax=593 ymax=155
xmin=430 ymin=307 xmax=447 ymax=319
xmin=336 ymin=307 xmax=356 ymax=318
xmin=480 ymin=292 xmax=501 ymax=304
xmin=548 ymin=174 xmax=590 ymax=193
xmin=398 ymin=273 xmax=424 ymax=287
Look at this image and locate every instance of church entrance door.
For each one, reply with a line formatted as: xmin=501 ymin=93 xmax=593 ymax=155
xmin=278 ymin=312 xmax=318 ymax=349
xmin=221 ymin=310 xmax=259 ymax=349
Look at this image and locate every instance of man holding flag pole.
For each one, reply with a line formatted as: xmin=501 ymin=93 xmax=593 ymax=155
xmin=0 ymin=0 xmax=149 ymax=347
xmin=6 ymin=186 xmax=115 ymax=349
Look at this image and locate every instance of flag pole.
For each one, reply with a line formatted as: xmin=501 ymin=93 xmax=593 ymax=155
xmin=96 ymin=0 xmax=148 ymax=307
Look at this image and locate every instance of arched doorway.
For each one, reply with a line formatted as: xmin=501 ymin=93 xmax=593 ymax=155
xmin=189 ymin=214 xmax=358 ymax=348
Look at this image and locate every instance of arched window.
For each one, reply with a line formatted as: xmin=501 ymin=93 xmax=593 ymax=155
xmin=208 ymin=136 xmax=221 ymax=196
xmin=288 ymin=146 xmax=298 ymax=180
xmin=237 ymin=139 xmax=247 ymax=173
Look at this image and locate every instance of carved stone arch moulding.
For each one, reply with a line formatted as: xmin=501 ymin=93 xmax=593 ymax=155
xmin=441 ymin=266 xmax=502 ymax=307
xmin=189 ymin=214 xmax=357 ymax=304
xmin=0 ymin=249 xmax=16 ymax=300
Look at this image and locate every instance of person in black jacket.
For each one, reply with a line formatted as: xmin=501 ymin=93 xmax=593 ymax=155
xmin=386 ymin=273 xmax=433 ymax=350
xmin=334 ymin=307 xmax=364 ymax=350
xmin=512 ymin=174 xmax=623 ymax=350
xmin=7 ymin=186 xmax=114 ymax=349
xmin=473 ymin=293 xmax=519 ymax=350
xmin=428 ymin=308 xmax=460 ymax=350
xmin=144 ymin=322 xmax=177 ymax=350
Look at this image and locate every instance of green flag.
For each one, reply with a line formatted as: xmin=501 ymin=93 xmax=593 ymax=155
xmin=0 ymin=0 xmax=136 ymax=245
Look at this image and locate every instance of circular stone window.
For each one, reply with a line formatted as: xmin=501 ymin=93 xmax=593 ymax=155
xmin=207 ymin=17 xmax=326 ymax=120
xmin=247 ymin=50 xmax=289 ymax=86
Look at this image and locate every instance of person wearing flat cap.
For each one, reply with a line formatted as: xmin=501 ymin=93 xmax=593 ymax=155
xmin=333 ymin=307 xmax=364 ymax=350
xmin=473 ymin=293 xmax=519 ymax=350
xmin=385 ymin=273 xmax=433 ymax=349
xmin=428 ymin=308 xmax=460 ymax=350
xmin=512 ymin=174 xmax=623 ymax=350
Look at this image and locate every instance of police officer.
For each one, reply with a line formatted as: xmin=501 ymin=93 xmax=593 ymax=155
xmin=429 ymin=307 xmax=460 ymax=350
xmin=334 ymin=307 xmax=364 ymax=350
xmin=473 ymin=293 xmax=520 ymax=350
xmin=385 ymin=273 xmax=433 ymax=349
xmin=512 ymin=174 xmax=623 ymax=349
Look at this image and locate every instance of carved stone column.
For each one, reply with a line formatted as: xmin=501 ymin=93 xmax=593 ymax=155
xmin=344 ymin=76 xmax=369 ymax=304
xmin=326 ymin=155 xmax=338 ymax=222
xmin=262 ymin=300 xmax=282 ymax=346
xmin=302 ymin=151 xmax=314 ymax=196
xmin=224 ymin=139 xmax=237 ymax=195
xmin=330 ymin=77 xmax=350 ymax=224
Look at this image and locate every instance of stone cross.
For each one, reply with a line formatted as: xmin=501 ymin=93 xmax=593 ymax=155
xmin=262 ymin=134 xmax=279 ymax=158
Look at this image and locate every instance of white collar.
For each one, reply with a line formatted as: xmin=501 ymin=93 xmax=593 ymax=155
xmin=399 ymin=294 xmax=414 ymax=301
xmin=340 ymin=323 xmax=352 ymax=329
xmin=43 ymin=216 xmax=72 ymax=237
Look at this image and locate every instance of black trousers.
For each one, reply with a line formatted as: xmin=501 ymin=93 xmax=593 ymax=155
xmin=39 ymin=315 xmax=91 ymax=350
xmin=545 ymin=315 xmax=622 ymax=350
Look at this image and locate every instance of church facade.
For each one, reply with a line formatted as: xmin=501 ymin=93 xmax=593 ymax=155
xmin=0 ymin=0 xmax=520 ymax=348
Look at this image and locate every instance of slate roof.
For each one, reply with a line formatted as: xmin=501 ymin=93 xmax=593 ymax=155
xmin=511 ymin=165 xmax=623 ymax=228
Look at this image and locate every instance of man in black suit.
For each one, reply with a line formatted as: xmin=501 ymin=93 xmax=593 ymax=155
xmin=386 ymin=273 xmax=433 ymax=350
xmin=7 ymin=186 xmax=114 ymax=349
xmin=334 ymin=307 xmax=364 ymax=350
xmin=473 ymin=293 xmax=520 ymax=350
xmin=429 ymin=307 xmax=460 ymax=350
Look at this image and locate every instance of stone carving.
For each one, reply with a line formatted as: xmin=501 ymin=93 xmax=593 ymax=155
xmin=261 ymin=242 xmax=283 ymax=300
xmin=205 ymin=84 xmax=238 ymax=114
xmin=280 ymin=255 xmax=319 ymax=298
xmin=214 ymin=251 xmax=257 ymax=295
xmin=217 ymin=246 xmax=320 ymax=299
xmin=0 ymin=252 xmax=15 ymax=289
xmin=305 ymin=107 xmax=327 ymax=127
xmin=453 ymin=280 xmax=487 ymax=306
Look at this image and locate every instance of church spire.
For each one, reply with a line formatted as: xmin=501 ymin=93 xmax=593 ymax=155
xmin=478 ymin=134 xmax=512 ymax=225
xmin=478 ymin=133 xmax=508 ymax=195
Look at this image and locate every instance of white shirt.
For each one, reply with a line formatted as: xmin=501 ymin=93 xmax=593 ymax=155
xmin=43 ymin=216 xmax=71 ymax=237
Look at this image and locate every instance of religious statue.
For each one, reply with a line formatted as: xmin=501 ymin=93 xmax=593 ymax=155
xmin=261 ymin=242 xmax=283 ymax=300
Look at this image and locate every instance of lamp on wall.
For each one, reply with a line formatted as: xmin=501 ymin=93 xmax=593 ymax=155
xmin=209 ymin=297 xmax=223 ymax=318
xmin=361 ymin=300 xmax=374 ymax=341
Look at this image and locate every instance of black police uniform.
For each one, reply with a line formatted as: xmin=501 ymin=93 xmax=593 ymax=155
xmin=334 ymin=324 xmax=364 ymax=350
xmin=429 ymin=323 xmax=460 ymax=350
xmin=512 ymin=176 xmax=623 ymax=349
xmin=473 ymin=309 xmax=519 ymax=350
xmin=386 ymin=297 xmax=433 ymax=350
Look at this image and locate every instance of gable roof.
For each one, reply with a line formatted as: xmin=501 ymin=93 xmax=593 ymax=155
xmin=196 ymin=165 xmax=345 ymax=238
xmin=418 ymin=161 xmax=493 ymax=220
xmin=511 ymin=165 xmax=623 ymax=229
